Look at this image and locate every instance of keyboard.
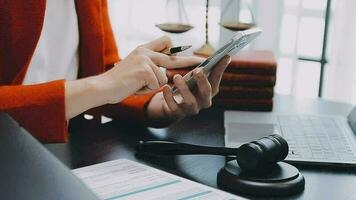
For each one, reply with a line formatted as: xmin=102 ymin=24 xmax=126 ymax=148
xmin=277 ymin=115 xmax=356 ymax=162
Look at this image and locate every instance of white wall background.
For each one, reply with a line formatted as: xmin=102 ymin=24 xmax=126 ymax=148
xmin=323 ymin=0 xmax=356 ymax=104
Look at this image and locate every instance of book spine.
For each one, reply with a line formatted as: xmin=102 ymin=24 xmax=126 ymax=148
xmin=226 ymin=50 xmax=277 ymax=75
xmin=212 ymin=98 xmax=273 ymax=111
xmin=220 ymin=73 xmax=276 ymax=87
xmin=216 ymin=86 xmax=274 ymax=99
xmin=224 ymin=67 xmax=276 ymax=75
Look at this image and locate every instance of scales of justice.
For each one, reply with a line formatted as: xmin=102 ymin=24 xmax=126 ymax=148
xmin=155 ymin=0 xmax=256 ymax=57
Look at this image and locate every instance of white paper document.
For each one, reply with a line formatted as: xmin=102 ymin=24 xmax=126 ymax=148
xmin=72 ymin=159 xmax=243 ymax=200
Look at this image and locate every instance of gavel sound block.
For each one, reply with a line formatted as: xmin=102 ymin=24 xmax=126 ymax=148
xmin=137 ymin=134 xmax=305 ymax=196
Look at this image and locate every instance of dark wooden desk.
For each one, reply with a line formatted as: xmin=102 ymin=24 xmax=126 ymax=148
xmin=46 ymin=95 xmax=356 ymax=200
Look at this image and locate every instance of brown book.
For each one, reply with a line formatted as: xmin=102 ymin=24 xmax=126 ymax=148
xmin=216 ymin=86 xmax=274 ymax=99
xmin=226 ymin=50 xmax=277 ymax=75
xmin=212 ymin=98 xmax=273 ymax=111
xmin=166 ymin=69 xmax=276 ymax=87
xmin=220 ymin=73 xmax=276 ymax=87
xmin=176 ymin=50 xmax=277 ymax=75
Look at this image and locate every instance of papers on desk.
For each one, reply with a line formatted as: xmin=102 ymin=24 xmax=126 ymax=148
xmin=72 ymin=159 xmax=243 ymax=200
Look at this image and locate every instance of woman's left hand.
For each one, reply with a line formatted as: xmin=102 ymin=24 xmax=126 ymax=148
xmin=146 ymin=55 xmax=231 ymax=125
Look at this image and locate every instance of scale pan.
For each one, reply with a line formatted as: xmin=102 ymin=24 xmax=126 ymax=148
xmin=220 ymin=21 xmax=254 ymax=31
xmin=156 ymin=23 xmax=193 ymax=33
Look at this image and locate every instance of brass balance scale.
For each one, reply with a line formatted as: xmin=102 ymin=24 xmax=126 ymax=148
xmin=156 ymin=0 xmax=256 ymax=57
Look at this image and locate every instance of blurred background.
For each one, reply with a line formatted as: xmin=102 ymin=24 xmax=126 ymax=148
xmin=107 ymin=0 xmax=356 ymax=104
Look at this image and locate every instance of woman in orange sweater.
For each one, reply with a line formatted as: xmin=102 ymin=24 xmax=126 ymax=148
xmin=0 ymin=0 xmax=230 ymax=143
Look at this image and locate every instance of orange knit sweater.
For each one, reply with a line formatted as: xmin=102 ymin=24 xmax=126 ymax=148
xmin=0 ymin=0 xmax=155 ymax=143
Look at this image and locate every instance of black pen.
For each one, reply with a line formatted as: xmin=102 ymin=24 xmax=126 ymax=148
xmin=162 ymin=45 xmax=192 ymax=55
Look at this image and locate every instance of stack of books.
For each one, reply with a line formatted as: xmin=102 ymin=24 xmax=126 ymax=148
xmin=166 ymin=50 xmax=277 ymax=111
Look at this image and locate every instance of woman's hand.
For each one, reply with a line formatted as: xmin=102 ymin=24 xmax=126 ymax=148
xmin=146 ymin=55 xmax=231 ymax=125
xmin=65 ymin=36 xmax=202 ymax=119
xmin=100 ymin=36 xmax=202 ymax=104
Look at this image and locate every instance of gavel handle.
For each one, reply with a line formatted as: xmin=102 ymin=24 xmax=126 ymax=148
xmin=137 ymin=141 xmax=237 ymax=156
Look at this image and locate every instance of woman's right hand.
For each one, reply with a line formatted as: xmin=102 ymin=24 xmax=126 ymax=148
xmin=99 ymin=36 xmax=203 ymax=104
xmin=65 ymin=36 xmax=203 ymax=119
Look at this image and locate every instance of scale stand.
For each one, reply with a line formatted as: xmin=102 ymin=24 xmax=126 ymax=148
xmin=194 ymin=0 xmax=215 ymax=57
xmin=217 ymin=161 xmax=305 ymax=196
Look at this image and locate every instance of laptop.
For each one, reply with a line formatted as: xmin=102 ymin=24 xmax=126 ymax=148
xmin=224 ymin=108 xmax=356 ymax=167
xmin=0 ymin=113 xmax=100 ymax=200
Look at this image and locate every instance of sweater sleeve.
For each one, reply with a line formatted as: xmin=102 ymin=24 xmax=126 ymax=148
xmin=0 ymin=80 xmax=67 ymax=143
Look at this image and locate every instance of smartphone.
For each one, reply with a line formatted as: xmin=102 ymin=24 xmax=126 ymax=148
xmin=172 ymin=27 xmax=262 ymax=102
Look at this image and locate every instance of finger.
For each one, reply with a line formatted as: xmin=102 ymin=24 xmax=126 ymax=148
xmin=208 ymin=55 xmax=231 ymax=96
xmin=147 ymin=51 xmax=204 ymax=69
xmin=162 ymin=85 xmax=186 ymax=119
xmin=141 ymin=36 xmax=174 ymax=52
xmin=147 ymin=59 xmax=168 ymax=87
xmin=173 ymin=74 xmax=199 ymax=115
xmin=193 ymin=68 xmax=212 ymax=108
xmin=144 ymin=64 xmax=161 ymax=91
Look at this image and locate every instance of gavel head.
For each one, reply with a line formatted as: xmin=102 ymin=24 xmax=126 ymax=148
xmin=236 ymin=134 xmax=289 ymax=172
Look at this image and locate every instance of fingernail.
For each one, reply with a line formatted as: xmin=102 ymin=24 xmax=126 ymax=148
xmin=164 ymin=85 xmax=171 ymax=91
xmin=225 ymin=55 xmax=231 ymax=64
xmin=194 ymin=68 xmax=200 ymax=75
xmin=173 ymin=74 xmax=180 ymax=81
